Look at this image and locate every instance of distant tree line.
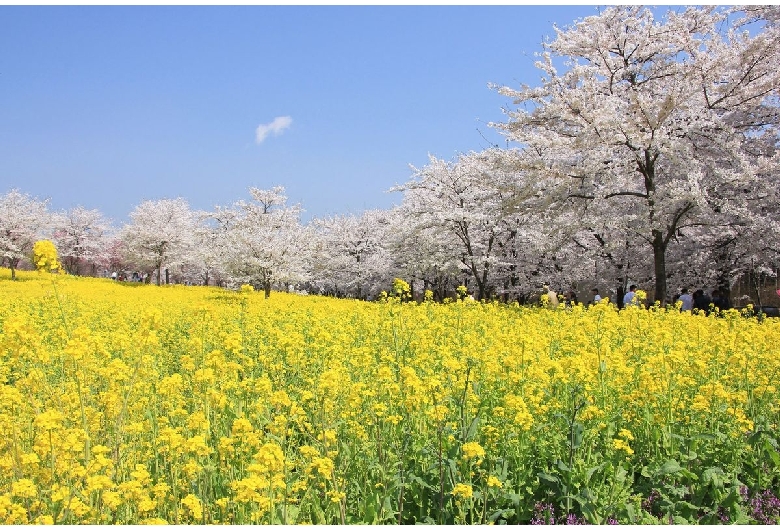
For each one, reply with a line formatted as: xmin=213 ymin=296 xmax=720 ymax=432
xmin=2 ymin=6 xmax=778 ymax=306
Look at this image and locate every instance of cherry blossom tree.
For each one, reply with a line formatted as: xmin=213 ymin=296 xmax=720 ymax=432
xmin=310 ymin=209 xmax=395 ymax=299
xmin=212 ymin=186 xmax=305 ymax=298
xmin=493 ymin=5 xmax=780 ymax=304
xmin=394 ymin=148 xmax=550 ymax=300
xmin=180 ymin=211 xmax=229 ymax=286
xmin=51 ymin=206 xmax=112 ymax=276
xmin=101 ymin=234 xmax=130 ymax=279
xmin=121 ymin=198 xmax=196 ymax=286
xmin=0 ymin=189 xmax=50 ymax=280
xmin=385 ymin=205 xmax=461 ymax=302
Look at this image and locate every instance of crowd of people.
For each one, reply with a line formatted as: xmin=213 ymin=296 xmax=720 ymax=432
xmin=540 ymin=283 xmax=732 ymax=313
xmin=672 ymin=287 xmax=731 ymax=313
xmin=108 ymin=270 xmax=148 ymax=282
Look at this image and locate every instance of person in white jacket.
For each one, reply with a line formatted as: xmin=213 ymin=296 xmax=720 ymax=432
xmin=623 ymin=285 xmax=638 ymax=307
xmin=678 ymin=288 xmax=693 ymax=311
xmin=543 ymin=284 xmax=559 ymax=308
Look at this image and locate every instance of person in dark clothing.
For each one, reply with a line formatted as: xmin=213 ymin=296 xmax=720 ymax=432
xmin=711 ymin=289 xmax=731 ymax=312
xmin=565 ymin=290 xmax=579 ymax=307
xmin=692 ymin=289 xmax=712 ymax=314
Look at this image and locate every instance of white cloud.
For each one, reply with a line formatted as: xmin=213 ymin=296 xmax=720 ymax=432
xmin=255 ymin=116 xmax=293 ymax=144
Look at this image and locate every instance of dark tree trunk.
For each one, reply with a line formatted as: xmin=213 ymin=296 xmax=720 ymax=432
xmin=9 ymin=257 xmax=19 ymax=280
xmin=652 ymin=230 xmax=667 ymax=306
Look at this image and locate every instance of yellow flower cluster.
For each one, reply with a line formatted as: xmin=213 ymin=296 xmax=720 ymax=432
xmin=461 ymin=441 xmax=486 ymax=463
xmin=0 ymin=268 xmax=778 ymax=523
xmin=451 ymin=483 xmax=473 ymax=499
xmin=32 ymin=240 xmax=60 ymax=273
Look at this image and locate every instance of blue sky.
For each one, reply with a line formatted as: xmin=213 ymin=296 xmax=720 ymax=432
xmin=0 ymin=5 xmax=602 ymax=224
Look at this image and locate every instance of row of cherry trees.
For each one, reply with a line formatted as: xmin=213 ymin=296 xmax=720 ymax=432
xmin=2 ymin=6 xmax=778 ymax=304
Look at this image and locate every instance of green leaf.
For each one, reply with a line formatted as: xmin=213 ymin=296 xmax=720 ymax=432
xmin=572 ymin=422 xmax=584 ymax=449
xmin=538 ymin=472 xmax=560 ymax=485
xmin=489 ymin=508 xmax=515 ymax=522
xmin=311 ymin=494 xmax=326 ymax=524
xmin=721 ymin=486 xmax=741 ymax=508
xmin=282 ymin=504 xmax=300 ymax=524
xmin=576 ymin=487 xmax=596 ymax=503
xmin=412 ymin=475 xmax=431 ymax=489
xmin=658 ymin=459 xmax=682 ymax=476
xmin=676 ymin=500 xmax=701 ymax=512
xmin=762 ymin=438 xmax=780 ymax=467
xmin=363 ymin=498 xmax=376 ymax=523
xmin=466 ymin=415 xmax=480 ymax=440
xmin=678 ymin=468 xmax=699 ymax=481
xmin=447 ymin=457 xmax=458 ymax=477
xmin=702 ymin=467 xmax=725 ymax=488
xmin=748 ymin=430 xmax=764 ymax=445
xmin=586 ymin=463 xmax=605 ymax=481
xmin=382 ymin=495 xmax=394 ymax=517
xmin=626 ymin=504 xmax=637 ymax=523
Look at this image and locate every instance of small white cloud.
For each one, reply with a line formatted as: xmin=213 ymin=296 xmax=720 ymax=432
xmin=255 ymin=116 xmax=293 ymax=144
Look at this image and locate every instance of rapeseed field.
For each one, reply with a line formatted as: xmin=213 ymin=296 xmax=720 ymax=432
xmin=1 ymin=269 xmax=779 ymax=524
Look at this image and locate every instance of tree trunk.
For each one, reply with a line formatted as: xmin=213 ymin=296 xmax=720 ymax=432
xmin=165 ymin=268 xmax=170 ymax=285
xmin=479 ymin=264 xmax=489 ymax=301
xmin=9 ymin=258 xmax=19 ymax=280
xmin=466 ymin=259 xmax=488 ymax=301
xmin=751 ymin=259 xmax=763 ymax=309
xmin=652 ymin=230 xmax=667 ymax=306
xmin=264 ymin=280 xmax=271 ymax=299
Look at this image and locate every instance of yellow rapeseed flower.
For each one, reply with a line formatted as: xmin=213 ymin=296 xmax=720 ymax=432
xmin=452 ymin=483 xmax=473 ymax=499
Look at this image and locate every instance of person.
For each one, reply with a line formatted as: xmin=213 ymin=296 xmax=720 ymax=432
xmin=678 ymin=288 xmax=694 ymax=311
xmin=711 ymin=289 xmax=731 ymax=312
xmin=692 ymin=289 xmax=711 ymax=314
xmin=543 ymin=284 xmax=559 ymax=308
xmin=591 ymin=288 xmax=602 ymax=305
xmin=565 ymin=290 xmax=578 ymax=307
xmin=623 ymin=285 xmax=638 ymax=307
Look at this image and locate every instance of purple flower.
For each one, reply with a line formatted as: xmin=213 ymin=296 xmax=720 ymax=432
xmin=641 ymin=491 xmax=660 ymax=515
xmin=743 ymin=487 xmax=780 ymax=524
xmin=531 ymin=502 xmax=556 ymax=525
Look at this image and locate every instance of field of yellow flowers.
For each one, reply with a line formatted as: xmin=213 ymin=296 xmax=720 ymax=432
xmin=1 ymin=270 xmax=780 ymax=524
